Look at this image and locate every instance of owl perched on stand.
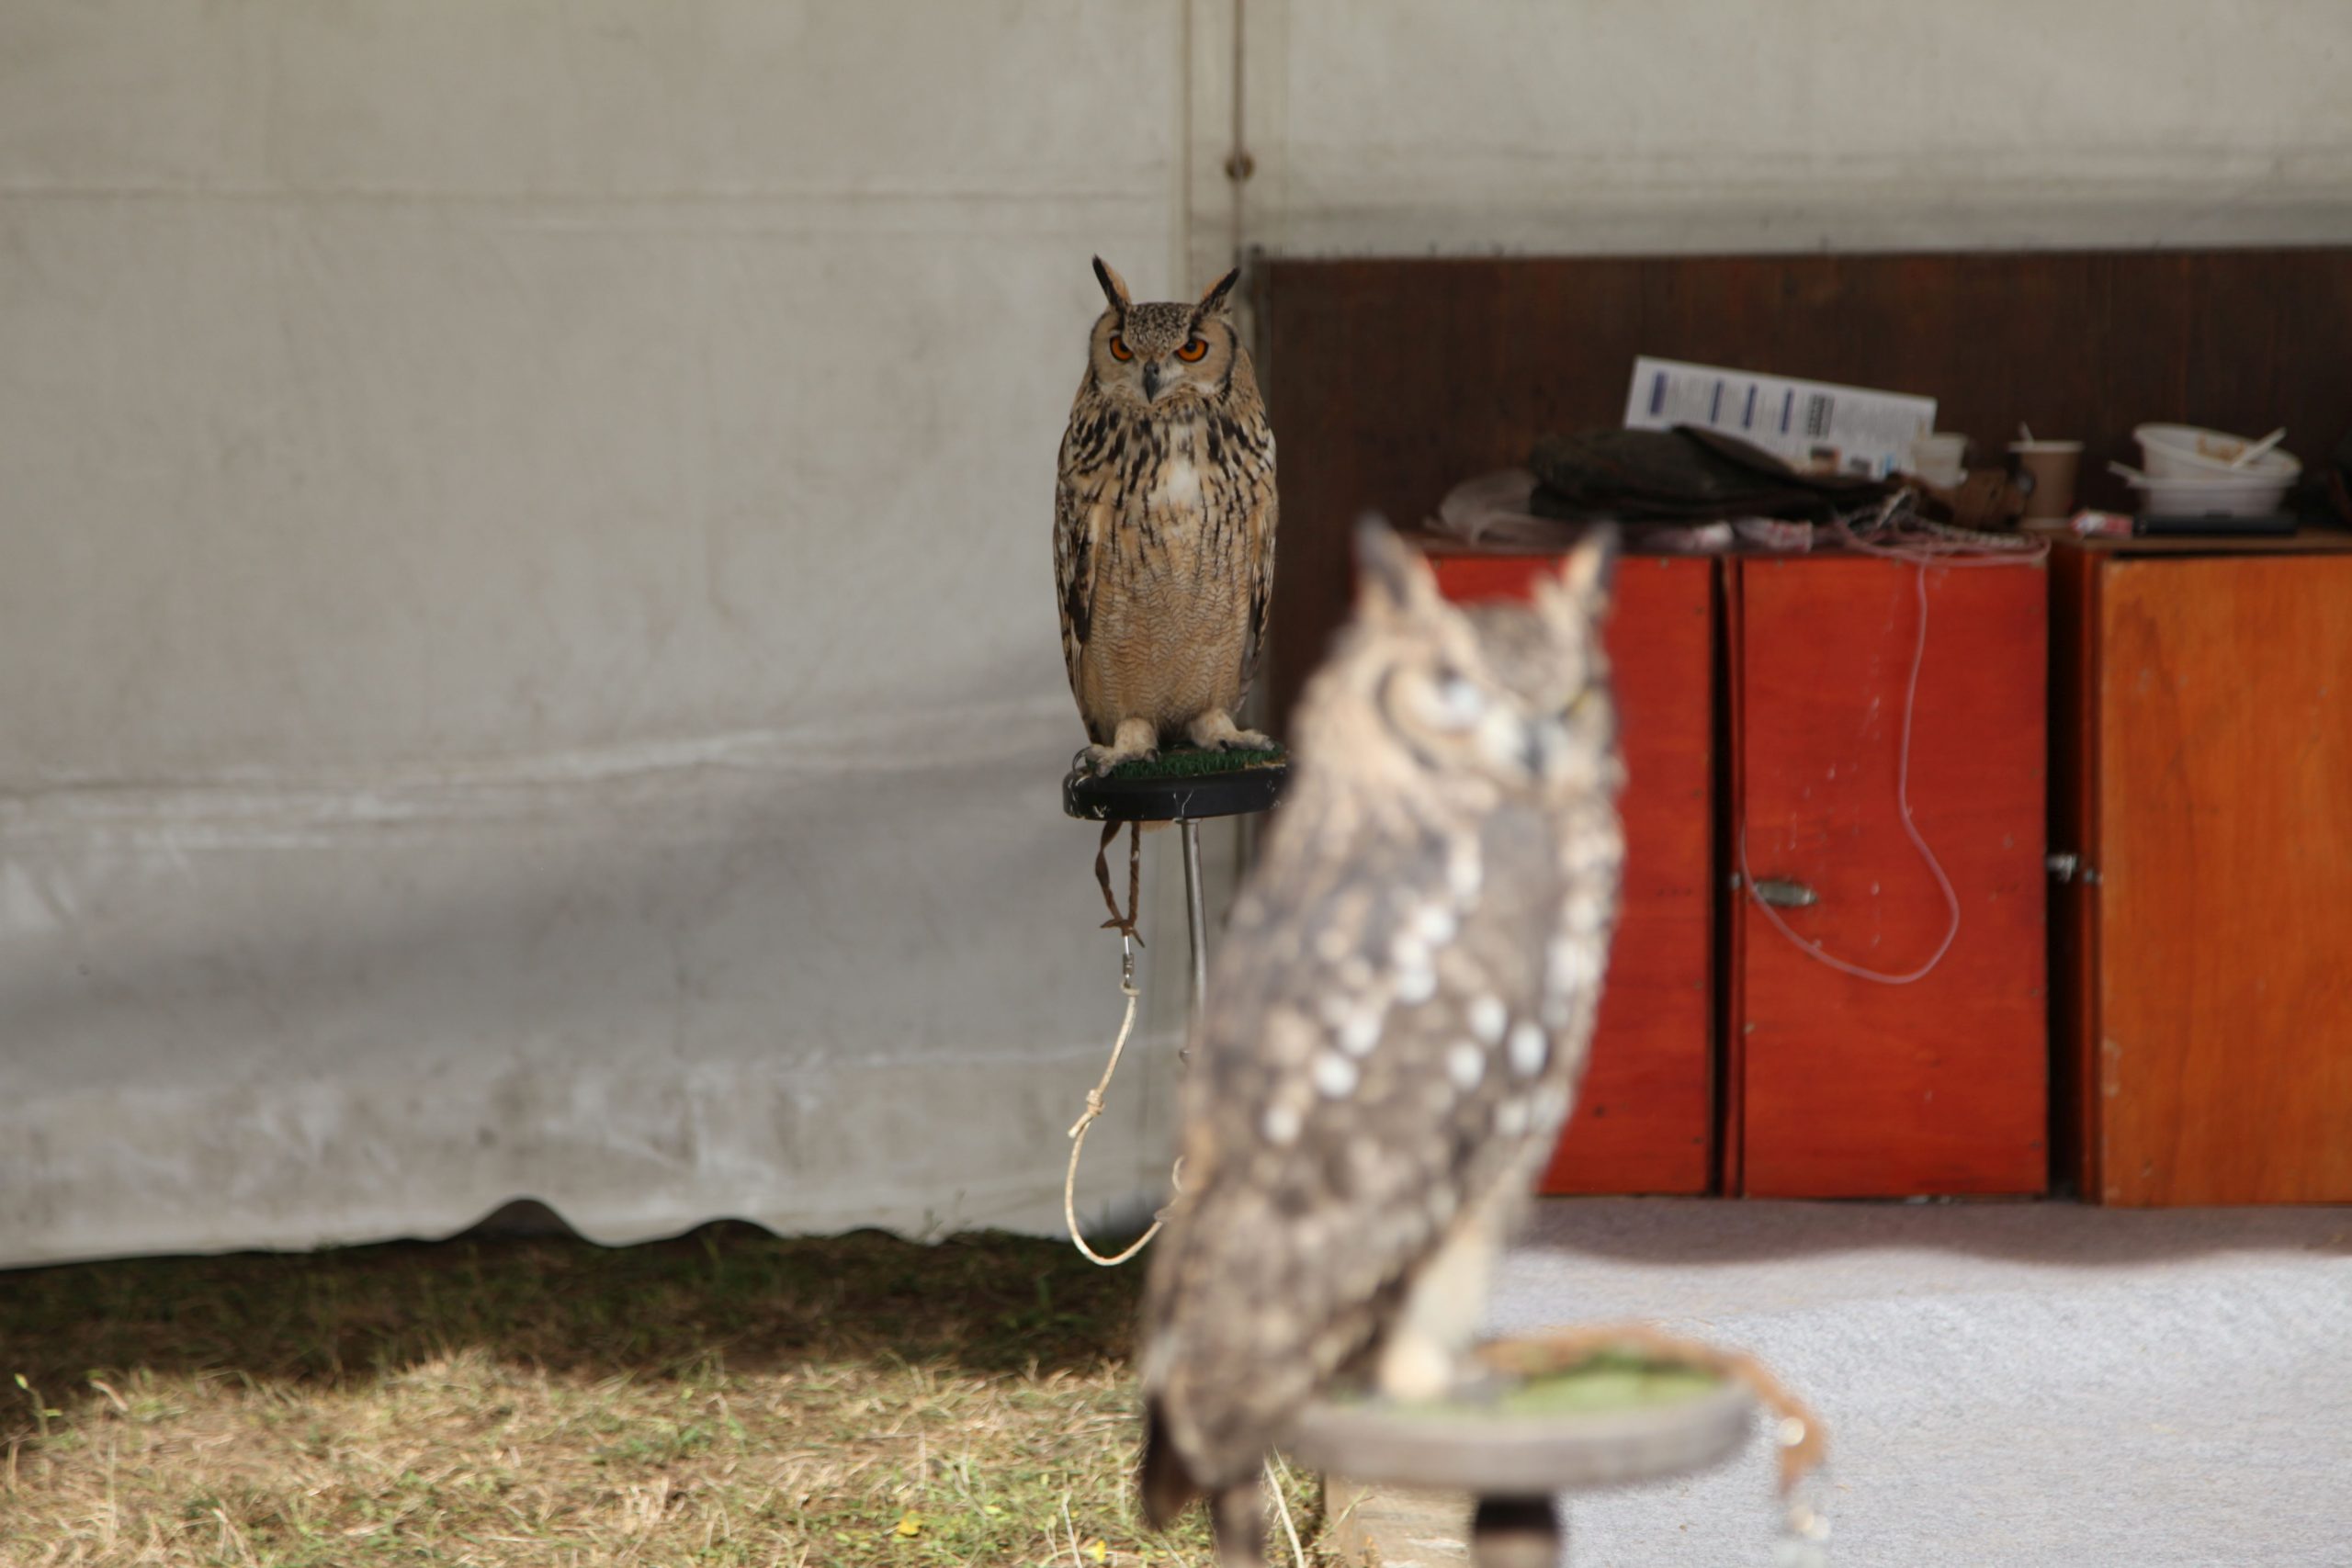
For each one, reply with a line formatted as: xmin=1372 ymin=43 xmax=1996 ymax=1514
xmin=1137 ymin=522 xmax=1625 ymax=1566
xmin=1055 ymin=258 xmax=1278 ymax=773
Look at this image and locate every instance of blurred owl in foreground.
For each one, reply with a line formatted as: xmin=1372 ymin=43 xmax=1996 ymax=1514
xmin=1055 ymin=257 xmax=1278 ymax=773
xmin=1138 ymin=522 xmax=1624 ymax=1565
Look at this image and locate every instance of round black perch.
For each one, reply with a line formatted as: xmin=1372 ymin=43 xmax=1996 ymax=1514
xmin=1060 ymin=746 xmax=1288 ymax=824
xmin=1282 ymin=1337 xmax=1758 ymax=1568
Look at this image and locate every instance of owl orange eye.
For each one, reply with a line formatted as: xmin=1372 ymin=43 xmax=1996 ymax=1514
xmin=1108 ymin=333 xmax=1132 ymax=362
xmin=1177 ymin=335 xmax=1209 ymax=363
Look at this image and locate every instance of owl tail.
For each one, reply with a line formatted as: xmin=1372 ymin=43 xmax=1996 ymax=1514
xmin=1137 ymin=1398 xmax=1198 ymax=1529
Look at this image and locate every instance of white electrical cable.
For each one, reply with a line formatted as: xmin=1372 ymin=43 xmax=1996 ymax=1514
xmin=1739 ymin=560 xmax=1956 ymax=985
xmin=1740 ymin=517 xmax=2045 ymax=986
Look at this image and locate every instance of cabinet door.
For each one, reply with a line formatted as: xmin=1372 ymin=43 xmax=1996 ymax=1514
xmin=2088 ymin=554 xmax=2352 ymax=1204
xmin=1733 ymin=557 xmax=2047 ymax=1197
xmin=1427 ymin=550 xmax=1715 ymax=1195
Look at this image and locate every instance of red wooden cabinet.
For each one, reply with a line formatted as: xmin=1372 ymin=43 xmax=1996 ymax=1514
xmin=1727 ymin=556 xmax=2048 ymax=1197
xmin=1409 ymin=545 xmax=2047 ymax=1198
xmin=1423 ymin=547 xmax=1716 ymax=1195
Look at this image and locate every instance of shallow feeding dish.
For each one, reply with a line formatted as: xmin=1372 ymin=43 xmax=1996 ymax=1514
xmin=1285 ymin=1346 xmax=1754 ymax=1495
xmin=2121 ymin=468 xmax=2293 ymax=520
xmin=1284 ymin=1327 xmax=1828 ymax=1568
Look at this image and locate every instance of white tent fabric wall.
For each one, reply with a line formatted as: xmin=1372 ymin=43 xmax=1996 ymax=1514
xmin=0 ymin=0 xmax=1207 ymax=1269
xmin=1193 ymin=0 xmax=2352 ymax=283
xmin=9 ymin=0 xmax=2352 ymax=1270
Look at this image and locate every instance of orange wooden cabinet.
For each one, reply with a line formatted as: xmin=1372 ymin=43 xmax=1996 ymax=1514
xmin=1422 ymin=546 xmax=1717 ymax=1196
xmin=2052 ymin=539 xmax=2352 ymax=1205
xmin=1727 ymin=556 xmax=2049 ymax=1198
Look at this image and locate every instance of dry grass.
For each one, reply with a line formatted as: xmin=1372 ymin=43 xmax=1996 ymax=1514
xmin=0 ymin=1224 xmax=1332 ymax=1567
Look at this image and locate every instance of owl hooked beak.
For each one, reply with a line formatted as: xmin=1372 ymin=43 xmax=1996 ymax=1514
xmin=1140 ymin=361 xmax=1166 ymax=400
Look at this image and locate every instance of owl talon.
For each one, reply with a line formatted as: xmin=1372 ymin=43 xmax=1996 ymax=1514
xmin=1084 ymin=716 xmax=1161 ymax=775
xmin=1376 ymin=1334 xmax=1466 ymax=1404
xmin=1185 ymin=709 xmax=1271 ymax=753
xmin=1083 ymin=742 xmax=1158 ymax=776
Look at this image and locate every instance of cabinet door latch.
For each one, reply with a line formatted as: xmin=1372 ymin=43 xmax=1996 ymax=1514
xmin=1751 ymin=877 xmax=1818 ymax=908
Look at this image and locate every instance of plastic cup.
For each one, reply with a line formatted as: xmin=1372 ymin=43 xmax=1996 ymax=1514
xmin=1909 ymin=432 xmax=1968 ymax=488
xmin=2008 ymin=439 xmax=2083 ymax=520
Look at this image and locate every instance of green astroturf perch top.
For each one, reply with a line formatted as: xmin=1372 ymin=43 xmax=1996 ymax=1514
xmin=1105 ymin=742 xmax=1286 ymax=780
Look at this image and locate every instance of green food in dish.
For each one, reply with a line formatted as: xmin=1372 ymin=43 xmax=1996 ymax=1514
xmin=1329 ymin=1352 xmax=1728 ymax=1421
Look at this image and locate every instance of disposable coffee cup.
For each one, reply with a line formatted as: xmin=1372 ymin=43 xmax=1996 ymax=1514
xmin=2008 ymin=439 xmax=2083 ymax=521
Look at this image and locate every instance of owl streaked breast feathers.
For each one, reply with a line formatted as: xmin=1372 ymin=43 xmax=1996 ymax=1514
xmin=1054 ymin=257 xmax=1278 ymax=773
xmin=1136 ymin=521 xmax=1625 ymax=1566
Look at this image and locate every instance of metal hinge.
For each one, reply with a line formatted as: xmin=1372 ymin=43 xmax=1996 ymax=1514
xmin=2047 ymin=852 xmax=2100 ymax=886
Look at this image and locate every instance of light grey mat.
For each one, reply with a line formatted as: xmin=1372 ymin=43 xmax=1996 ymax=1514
xmin=1487 ymin=1200 xmax=2352 ymax=1567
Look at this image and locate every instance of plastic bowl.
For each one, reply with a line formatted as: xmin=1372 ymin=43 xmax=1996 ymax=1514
xmin=2124 ymin=469 xmax=2293 ymax=518
xmin=2134 ymin=423 xmax=2301 ymax=481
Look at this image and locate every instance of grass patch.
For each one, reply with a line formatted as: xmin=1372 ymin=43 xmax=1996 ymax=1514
xmin=0 ymin=1225 xmax=1333 ymax=1566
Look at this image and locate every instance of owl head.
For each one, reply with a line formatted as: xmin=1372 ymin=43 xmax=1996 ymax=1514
xmin=1084 ymin=256 xmax=1245 ymax=411
xmin=1305 ymin=520 xmax=1621 ymax=800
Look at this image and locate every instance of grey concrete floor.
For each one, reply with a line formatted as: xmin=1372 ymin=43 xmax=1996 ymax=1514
xmin=1449 ymin=1200 xmax=2352 ymax=1568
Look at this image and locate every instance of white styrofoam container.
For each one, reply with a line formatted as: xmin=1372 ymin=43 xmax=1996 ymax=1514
xmin=2134 ymin=423 xmax=2301 ymax=481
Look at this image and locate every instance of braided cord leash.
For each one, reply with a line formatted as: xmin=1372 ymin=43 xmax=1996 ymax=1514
xmin=1062 ymin=931 xmax=1173 ymax=1267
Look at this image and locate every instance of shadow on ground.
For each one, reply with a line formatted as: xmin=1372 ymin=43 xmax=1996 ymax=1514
xmin=0 ymin=1218 xmax=1144 ymax=1439
xmin=1518 ymin=1195 xmax=2352 ymax=1267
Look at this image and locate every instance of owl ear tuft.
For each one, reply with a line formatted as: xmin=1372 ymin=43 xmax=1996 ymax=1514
xmin=1194 ymin=266 xmax=1241 ymax=319
xmin=1535 ymin=524 xmax=1619 ymax=628
xmin=1353 ymin=515 xmax=1441 ymax=620
xmin=1091 ymin=255 xmax=1131 ymax=314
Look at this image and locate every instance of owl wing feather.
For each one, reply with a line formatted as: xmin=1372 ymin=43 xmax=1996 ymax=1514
xmin=1053 ymin=436 xmax=1112 ymax=715
xmin=1141 ymin=795 xmax=1576 ymax=1495
xmin=1238 ymin=449 xmax=1278 ymax=694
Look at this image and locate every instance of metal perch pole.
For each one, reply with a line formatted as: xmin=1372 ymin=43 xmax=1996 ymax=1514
xmin=1179 ymin=818 xmax=1209 ymax=1025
